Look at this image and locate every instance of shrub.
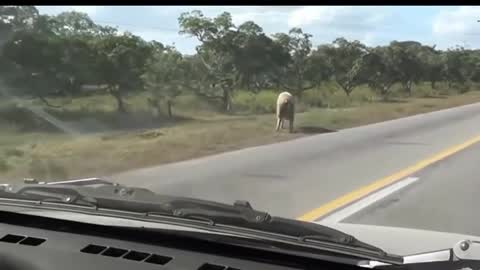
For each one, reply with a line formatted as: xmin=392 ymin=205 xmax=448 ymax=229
xmin=0 ymin=158 xmax=9 ymax=172
xmin=233 ymin=90 xmax=278 ymax=114
xmin=4 ymin=148 xmax=24 ymax=157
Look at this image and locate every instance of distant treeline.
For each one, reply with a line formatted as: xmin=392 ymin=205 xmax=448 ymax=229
xmin=1 ymin=6 xmax=479 ymax=116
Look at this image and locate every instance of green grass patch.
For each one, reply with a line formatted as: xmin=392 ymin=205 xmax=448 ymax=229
xmin=1 ymin=83 xmax=480 ymax=182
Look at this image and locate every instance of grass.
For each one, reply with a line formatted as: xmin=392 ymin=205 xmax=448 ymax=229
xmin=1 ymin=82 xmax=480 ymax=182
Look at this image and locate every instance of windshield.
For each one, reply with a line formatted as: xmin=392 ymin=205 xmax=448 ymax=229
xmin=1 ymin=5 xmax=480 ymax=258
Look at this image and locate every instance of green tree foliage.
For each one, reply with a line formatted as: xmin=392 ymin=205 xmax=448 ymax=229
xmin=142 ymin=46 xmax=187 ymax=118
xmin=178 ymin=10 xmax=239 ymax=112
xmin=0 ymin=8 xmax=479 ymax=117
xmin=272 ymin=28 xmax=316 ymax=97
xmin=322 ymin=38 xmax=369 ymax=97
xmin=233 ymin=21 xmax=289 ymax=93
xmin=361 ymin=46 xmax=400 ymax=99
xmin=90 ymin=31 xmax=153 ymax=113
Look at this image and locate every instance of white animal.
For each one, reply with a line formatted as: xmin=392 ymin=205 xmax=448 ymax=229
xmin=275 ymin=91 xmax=295 ymax=133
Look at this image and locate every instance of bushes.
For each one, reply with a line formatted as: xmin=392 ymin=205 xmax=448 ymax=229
xmin=28 ymin=157 xmax=69 ymax=180
xmin=302 ymin=89 xmax=325 ymax=107
xmin=232 ymin=82 xmax=456 ymax=114
xmin=233 ymin=90 xmax=277 ymax=114
xmin=0 ymin=80 xmax=476 ymax=135
xmin=0 ymin=158 xmax=9 ymax=172
xmin=0 ymin=102 xmax=60 ymax=132
xmin=4 ymin=148 xmax=24 ymax=157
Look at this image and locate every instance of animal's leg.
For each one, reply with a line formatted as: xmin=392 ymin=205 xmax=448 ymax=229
xmin=275 ymin=118 xmax=281 ymax=131
xmin=281 ymin=119 xmax=285 ymax=129
xmin=289 ymin=118 xmax=294 ymax=133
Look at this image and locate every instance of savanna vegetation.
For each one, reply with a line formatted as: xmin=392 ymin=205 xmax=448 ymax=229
xmin=2 ymin=6 xmax=480 ymax=181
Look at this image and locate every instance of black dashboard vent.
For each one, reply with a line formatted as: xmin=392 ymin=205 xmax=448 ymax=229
xmin=144 ymin=254 xmax=172 ymax=265
xmin=0 ymin=234 xmax=46 ymax=246
xmin=123 ymin=250 xmax=150 ymax=261
xmin=0 ymin=234 xmax=25 ymax=243
xmin=19 ymin=237 xmax=46 ymax=246
xmin=102 ymin=247 xmax=129 ymax=257
xmin=81 ymin=244 xmax=107 ymax=254
xmin=198 ymin=263 xmax=240 ymax=270
xmin=80 ymin=243 xmax=173 ymax=266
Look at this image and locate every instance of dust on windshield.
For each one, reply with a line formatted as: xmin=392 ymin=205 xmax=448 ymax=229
xmin=1 ymin=6 xmax=479 ymax=238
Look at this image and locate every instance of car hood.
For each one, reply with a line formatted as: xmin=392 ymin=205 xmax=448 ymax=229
xmin=321 ymin=221 xmax=480 ymax=256
xmin=2 ymin=204 xmax=479 ymax=265
xmin=11 ymin=204 xmax=479 ymax=257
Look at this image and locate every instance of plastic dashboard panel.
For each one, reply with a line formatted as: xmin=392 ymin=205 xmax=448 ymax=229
xmin=0 ymin=221 xmax=366 ymax=270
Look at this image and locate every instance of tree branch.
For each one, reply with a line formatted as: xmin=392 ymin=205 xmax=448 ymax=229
xmin=280 ymin=82 xmax=295 ymax=92
xmin=37 ymin=95 xmax=63 ymax=108
xmin=198 ymin=53 xmax=213 ymax=72
xmin=195 ymin=90 xmax=224 ymax=101
xmin=301 ymin=84 xmax=316 ymax=91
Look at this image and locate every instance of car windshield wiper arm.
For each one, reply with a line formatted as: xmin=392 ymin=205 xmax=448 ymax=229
xmin=0 ymin=182 xmax=270 ymax=221
xmin=0 ymin=180 xmax=388 ymax=256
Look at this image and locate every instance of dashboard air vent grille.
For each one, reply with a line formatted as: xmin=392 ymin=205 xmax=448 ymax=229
xmin=80 ymin=243 xmax=173 ymax=266
xmin=0 ymin=234 xmax=46 ymax=246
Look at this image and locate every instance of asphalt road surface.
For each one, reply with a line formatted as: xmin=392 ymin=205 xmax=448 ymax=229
xmin=338 ymin=140 xmax=480 ymax=237
xmin=112 ymin=102 xmax=480 ymax=236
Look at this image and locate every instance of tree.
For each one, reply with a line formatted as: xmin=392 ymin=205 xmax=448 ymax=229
xmin=0 ymin=6 xmax=39 ymax=46
xmin=467 ymin=50 xmax=480 ymax=84
xmin=2 ymin=24 xmax=66 ymax=105
xmin=0 ymin=6 xmax=40 ymax=91
xmin=325 ymin=38 xmax=369 ymax=97
xmin=362 ymin=46 xmax=400 ymax=100
xmin=91 ymin=31 xmax=153 ymax=113
xmin=307 ymin=45 xmax=335 ymax=87
xmin=48 ymin=11 xmax=101 ymax=37
xmin=142 ymin=46 xmax=186 ymax=118
xmin=1 ymin=10 xmax=105 ymax=104
xmin=444 ymin=47 xmax=476 ymax=87
xmin=43 ymin=12 xmax=102 ymax=96
xmin=272 ymin=28 xmax=315 ymax=97
xmin=231 ymin=21 xmax=289 ymax=92
xmin=179 ymin=10 xmax=244 ymax=112
xmin=417 ymin=45 xmax=444 ymax=89
xmin=387 ymin=41 xmax=424 ymax=96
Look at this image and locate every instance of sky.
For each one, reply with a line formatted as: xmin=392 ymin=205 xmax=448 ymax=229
xmin=35 ymin=6 xmax=480 ymax=54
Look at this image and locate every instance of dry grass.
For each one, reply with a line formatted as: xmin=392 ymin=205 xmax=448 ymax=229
xmin=2 ymin=91 xmax=480 ymax=182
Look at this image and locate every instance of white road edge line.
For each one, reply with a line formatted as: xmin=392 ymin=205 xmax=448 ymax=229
xmin=315 ymin=176 xmax=420 ymax=225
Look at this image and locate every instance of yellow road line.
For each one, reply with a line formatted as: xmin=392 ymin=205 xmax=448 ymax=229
xmin=297 ymin=134 xmax=480 ymax=222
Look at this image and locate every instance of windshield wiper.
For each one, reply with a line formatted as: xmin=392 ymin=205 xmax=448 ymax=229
xmin=0 ymin=179 xmax=392 ymax=259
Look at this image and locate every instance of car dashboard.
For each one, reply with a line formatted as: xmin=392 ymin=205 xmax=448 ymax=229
xmin=0 ymin=210 xmax=368 ymax=270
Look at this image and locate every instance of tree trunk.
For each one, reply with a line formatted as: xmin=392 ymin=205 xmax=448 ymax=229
xmin=147 ymin=98 xmax=161 ymax=119
xmin=407 ymin=80 xmax=413 ymax=96
xmin=380 ymin=85 xmax=391 ymax=101
xmin=343 ymin=86 xmax=352 ymax=97
xmin=167 ymin=100 xmax=173 ymax=118
xmin=296 ymin=79 xmax=304 ymax=99
xmin=37 ymin=95 xmax=62 ymax=108
xmin=111 ymin=89 xmax=126 ymax=113
xmin=222 ymin=87 xmax=232 ymax=112
xmin=276 ymin=80 xmax=281 ymax=91
xmin=403 ymin=81 xmax=412 ymax=97
xmin=337 ymin=80 xmax=352 ymax=97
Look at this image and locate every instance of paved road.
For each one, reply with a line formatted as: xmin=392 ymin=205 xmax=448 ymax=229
xmin=340 ymin=140 xmax=480 ymax=237
xmin=112 ymin=102 xmax=480 ymax=220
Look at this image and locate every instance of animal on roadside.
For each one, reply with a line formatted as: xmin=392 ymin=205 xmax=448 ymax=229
xmin=275 ymin=91 xmax=295 ymax=133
